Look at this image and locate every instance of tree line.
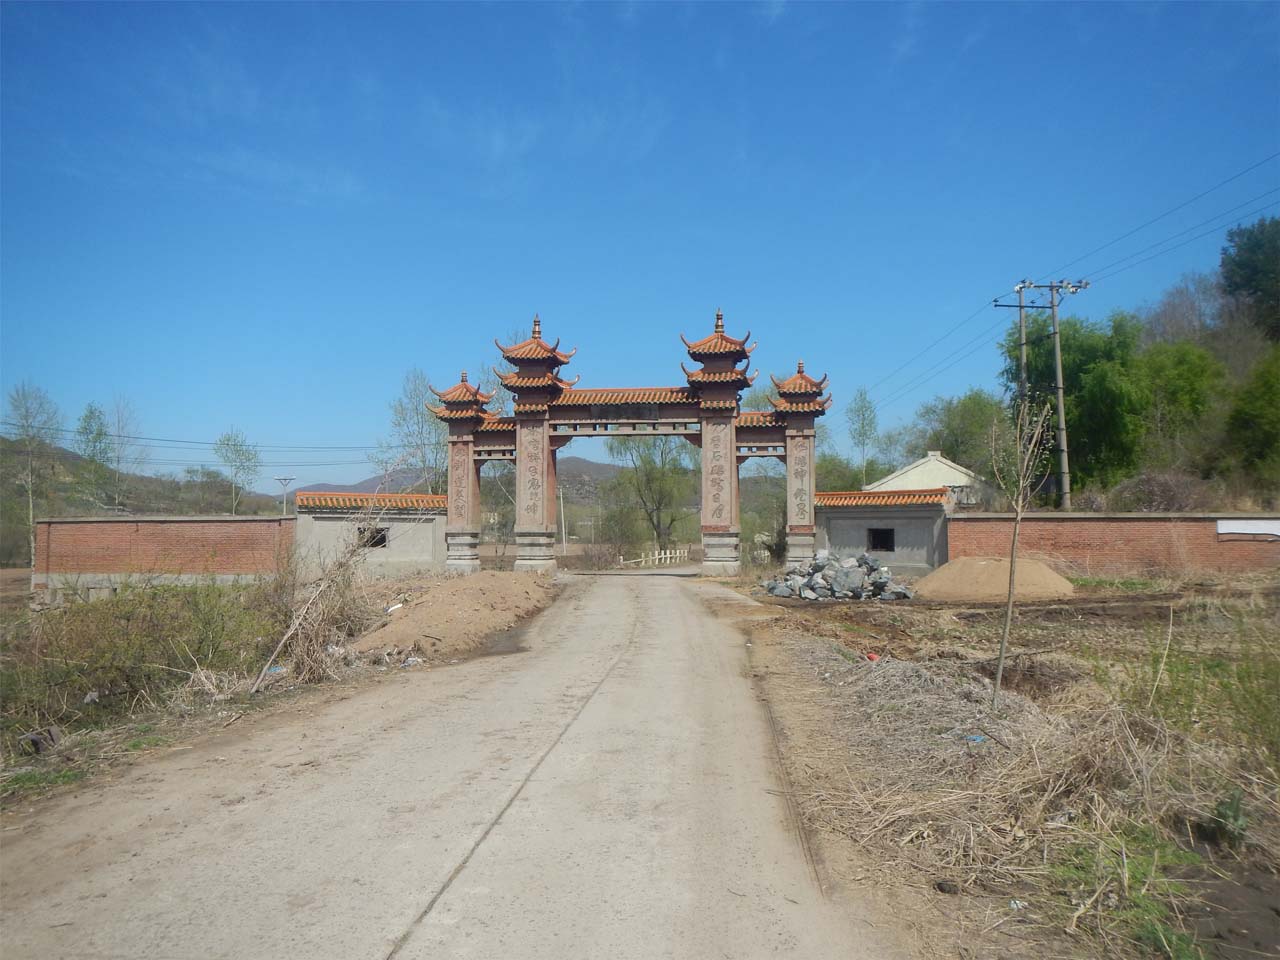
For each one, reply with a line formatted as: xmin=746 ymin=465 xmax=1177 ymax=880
xmin=2 ymin=384 xmax=272 ymax=565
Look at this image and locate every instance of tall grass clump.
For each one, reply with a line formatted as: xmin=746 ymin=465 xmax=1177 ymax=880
xmin=0 ymin=581 xmax=284 ymax=754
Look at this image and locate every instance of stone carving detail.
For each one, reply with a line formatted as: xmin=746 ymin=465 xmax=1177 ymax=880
xmin=450 ymin=443 xmax=470 ymax=521
xmin=522 ymin=422 xmax=544 ymax=521
xmin=705 ymin=419 xmax=730 ymax=524
xmin=789 ymin=435 xmax=810 ymax=523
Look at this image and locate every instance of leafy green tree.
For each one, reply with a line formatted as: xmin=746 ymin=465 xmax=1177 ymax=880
xmin=1134 ymin=342 xmax=1226 ymax=469
xmin=604 ymin=435 xmax=697 ymax=550
xmin=1221 ymin=216 xmax=1280 ymax=341
xmin=213 ymin=429 xmax=262 ymax=515
xmin=816 ymin=452 xmax=859 ymax=492
xmin=1000 ymin=311 xmax=1148 ymax=487
xmin=1226 ymin=345 xmax=1280 ymax=488
xmin=844 ymin=386 xmax=878 ymax=487
xmin=73 ymin=403 xmax=113 ymax=507
xmin=894 ymin=388 xmax=1006 ymax=479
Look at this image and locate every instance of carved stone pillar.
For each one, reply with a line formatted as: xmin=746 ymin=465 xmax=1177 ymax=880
xmin=445 ymin=432 xmax=482 ymax=574
xmin=784 ymin=428 xmax=816 ymax=566
xmin=700 ymin=416 xmax=741 ymax=575
xmin=514 ymin=417 xmax=557 ymax=572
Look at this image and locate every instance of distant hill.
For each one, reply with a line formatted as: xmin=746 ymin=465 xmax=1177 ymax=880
xmin=296 ymin=457 xmax=621 ymax=505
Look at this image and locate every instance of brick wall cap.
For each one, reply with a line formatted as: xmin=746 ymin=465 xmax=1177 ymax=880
xmin=36 ymin=515 xmax=296 ymax=524
xmin=953 ymin=512 xmax=1280 ymax=521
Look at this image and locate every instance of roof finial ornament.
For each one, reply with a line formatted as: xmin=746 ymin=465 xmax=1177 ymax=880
xmin=797 ymin=360 xmax=805 ymax=374
xmin=460 ymin=370 xmax=468 ymax=382
xmin=532 ymin=313 xmax=541 ymax=339
xmin=714 ymin=308 xmax=724 ymax=333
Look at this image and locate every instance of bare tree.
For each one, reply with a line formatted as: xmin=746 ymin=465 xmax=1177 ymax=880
xmin=109 ymin=395 xmax=147 ymax=508
xmin=372 ymin=369 xmax=448 ymax=493
xmin=213 ymin=428 xmax=262 ymax=515
xmin=989 ymin=397 xmax=1054 ymax=708
xmin=4 ymin=382 xmax=62 ymax=563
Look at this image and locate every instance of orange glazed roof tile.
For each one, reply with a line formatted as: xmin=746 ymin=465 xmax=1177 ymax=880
xmin=681 ymin=310 xmax=757 ymax=358
xmin=497 ymin=370 xmax=580 ymax=390
xmin=768 ymin=396 xmax=833 ymax=413
xmin=771 ymin=360 xmax=829 ymax=395
xmin=735 ymin=410 xmax=784 ymax=427
xmin=476 ymin=416 xmax=516 ymax=432
xmin=681 ymin=363 xmax=756 ymax=384
xmin=495 ymin=315 xmax=576 ymax=364
xmin=815 ymin=488 xmax=951 ymax=508
xmin=428 ymin=371 xmax=494 ymax=404
xmin=296 ymin=491 xmax=447 ymax=511
xmin=551 ymin=387 xmax=697 ymax=405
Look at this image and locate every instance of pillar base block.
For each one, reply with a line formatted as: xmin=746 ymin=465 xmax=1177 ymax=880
xmin=513 ymin=530 xmax=557 ymax=573
xmin=445 ymin=530 xmax=482 ymax=575
xmin=785 ymin=531 xmax=816 ymax=568
xmin=701 ymin=530 xmax=741 ymax=577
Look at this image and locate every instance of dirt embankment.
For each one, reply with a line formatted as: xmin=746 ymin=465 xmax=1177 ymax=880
xmin=354 ymin=571 xmax=558 ymax=661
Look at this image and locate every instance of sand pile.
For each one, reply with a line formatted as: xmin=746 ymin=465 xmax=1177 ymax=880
xmin=353 ymin=571 xmax=557 ymax=659
xmin=914 ymin=556 xmax=1073 ymax=602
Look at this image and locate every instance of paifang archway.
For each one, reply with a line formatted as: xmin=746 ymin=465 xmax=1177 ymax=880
xmin=428 ymin=311 xmax=831 ymax=576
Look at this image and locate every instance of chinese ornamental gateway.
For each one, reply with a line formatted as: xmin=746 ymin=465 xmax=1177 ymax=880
xmin=428 ymin=312 xmax=831 ymax=576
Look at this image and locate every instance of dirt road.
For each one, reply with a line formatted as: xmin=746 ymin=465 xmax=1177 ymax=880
xmin=2 ymin=574 xmax=904 ymax=959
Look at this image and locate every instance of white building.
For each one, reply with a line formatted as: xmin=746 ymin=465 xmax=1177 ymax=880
xmin=865 ymin=450 xmax=988 ymax=506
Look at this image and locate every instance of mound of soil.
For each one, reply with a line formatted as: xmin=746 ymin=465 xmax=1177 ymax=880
xmin=914 ymin=556 xmax=1074 ymax=602
xmin=353 ymin=571 xmax=556 ymax=660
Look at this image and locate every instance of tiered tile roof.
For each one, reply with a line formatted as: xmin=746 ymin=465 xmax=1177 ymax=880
xmin=814 ymin=487 xmax=951 ymax=508
xmin=427 ymin=370 xmax=494 ymax=420
xmin=771 ymin=360 xmax=829 ymax=396
xmin=680 ymin=310 xmax=757 ymax=361
xmin=551 ymin=387 xmax=696 ymax=406
xmin=735 ymin=410 xmax=784 ymax=428
xmin=498 ymin=371 xmax=580 ymax=390
xmin=767 ymin=360 xmax=832 ymax=417
xmin=295 ymin=491 xmax=447 ymax=512
xmin=495 ymin=315 xmax=576 ymax=365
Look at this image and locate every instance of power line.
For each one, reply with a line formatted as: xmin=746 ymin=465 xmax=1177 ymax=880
xmin=862 ymin=154 xmax=1280 ymax=411
xmin=1089 ymin=201 xmax=1280 ymax=283
xmin=870 ymin=197 xmax=1278 ymax=415
xmin=1038 ymin=149 xmax=1280 ymax=279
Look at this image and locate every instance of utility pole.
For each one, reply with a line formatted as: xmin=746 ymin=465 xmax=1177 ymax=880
xmin=274 ymin=475 xmax=295 ymax=517
xmin=995 ymin=279 xmax=1088 ymax=509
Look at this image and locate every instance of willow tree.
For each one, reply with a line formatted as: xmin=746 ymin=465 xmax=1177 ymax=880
xmin=604 ymin=435 xmax=697 ymax=551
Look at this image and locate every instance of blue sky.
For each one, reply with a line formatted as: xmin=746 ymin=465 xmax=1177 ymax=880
xmin=3 ymin=1 xmax=1278 ymax=487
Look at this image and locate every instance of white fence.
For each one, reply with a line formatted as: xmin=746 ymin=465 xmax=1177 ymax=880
xmin=619 ymin=547 xmax=691 ymax=567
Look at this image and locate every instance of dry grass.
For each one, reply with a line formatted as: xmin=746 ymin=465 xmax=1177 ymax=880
xmin=750 ymin=577 xmax=1280 ymax=957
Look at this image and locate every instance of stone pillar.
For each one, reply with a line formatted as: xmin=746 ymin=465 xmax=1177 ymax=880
xmin=784 ymin=429 xmax=816 ymax=566
xmin=514 ymin=417 xmax=557 ymax=572
xmin=445 ymin=432 xmax=482 ymax=574
xmin=700 ymin=416 xmax=741 ymax=576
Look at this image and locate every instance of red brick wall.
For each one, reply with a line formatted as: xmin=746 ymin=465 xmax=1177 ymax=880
xmin=948 ymin=515 xmax=1279 ymax=574
xmin=33 ymin=518 xmax=296 ymax=583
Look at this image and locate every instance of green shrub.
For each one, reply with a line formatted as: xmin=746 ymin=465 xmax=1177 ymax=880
xmin=0 ymin=582 xmax=283 ymax=754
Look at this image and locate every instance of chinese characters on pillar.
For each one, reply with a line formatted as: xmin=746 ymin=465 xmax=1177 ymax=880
xmin=789 ymin=435 xmax=810 ymax=524
xmin=704 ymin=419 xmax=731 ymax=527
xmin=450 ymin=442 xmax=469 ymax=522
xmin=522 ymin=422 xmax=544 ymax=521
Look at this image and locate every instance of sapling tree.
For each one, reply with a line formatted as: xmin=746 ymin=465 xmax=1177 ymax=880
xmin=4 ymin=382 xmax=62 ymax=563
xmin=989 ymin=396 xmax=1054 ymax=708
xmin=213 ymin=428 xmax=262 ymax=515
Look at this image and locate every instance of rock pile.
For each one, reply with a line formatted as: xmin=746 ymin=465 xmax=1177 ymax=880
xmin=762 ymin=550 xmax=913 ymax=601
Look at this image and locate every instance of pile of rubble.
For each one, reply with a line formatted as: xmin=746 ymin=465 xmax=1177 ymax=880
xmin=761 ymin=550 xmax=913 ymax=601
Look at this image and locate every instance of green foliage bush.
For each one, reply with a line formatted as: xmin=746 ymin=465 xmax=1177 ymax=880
xmin=0 ymin=582 xmax=285 ymax=753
